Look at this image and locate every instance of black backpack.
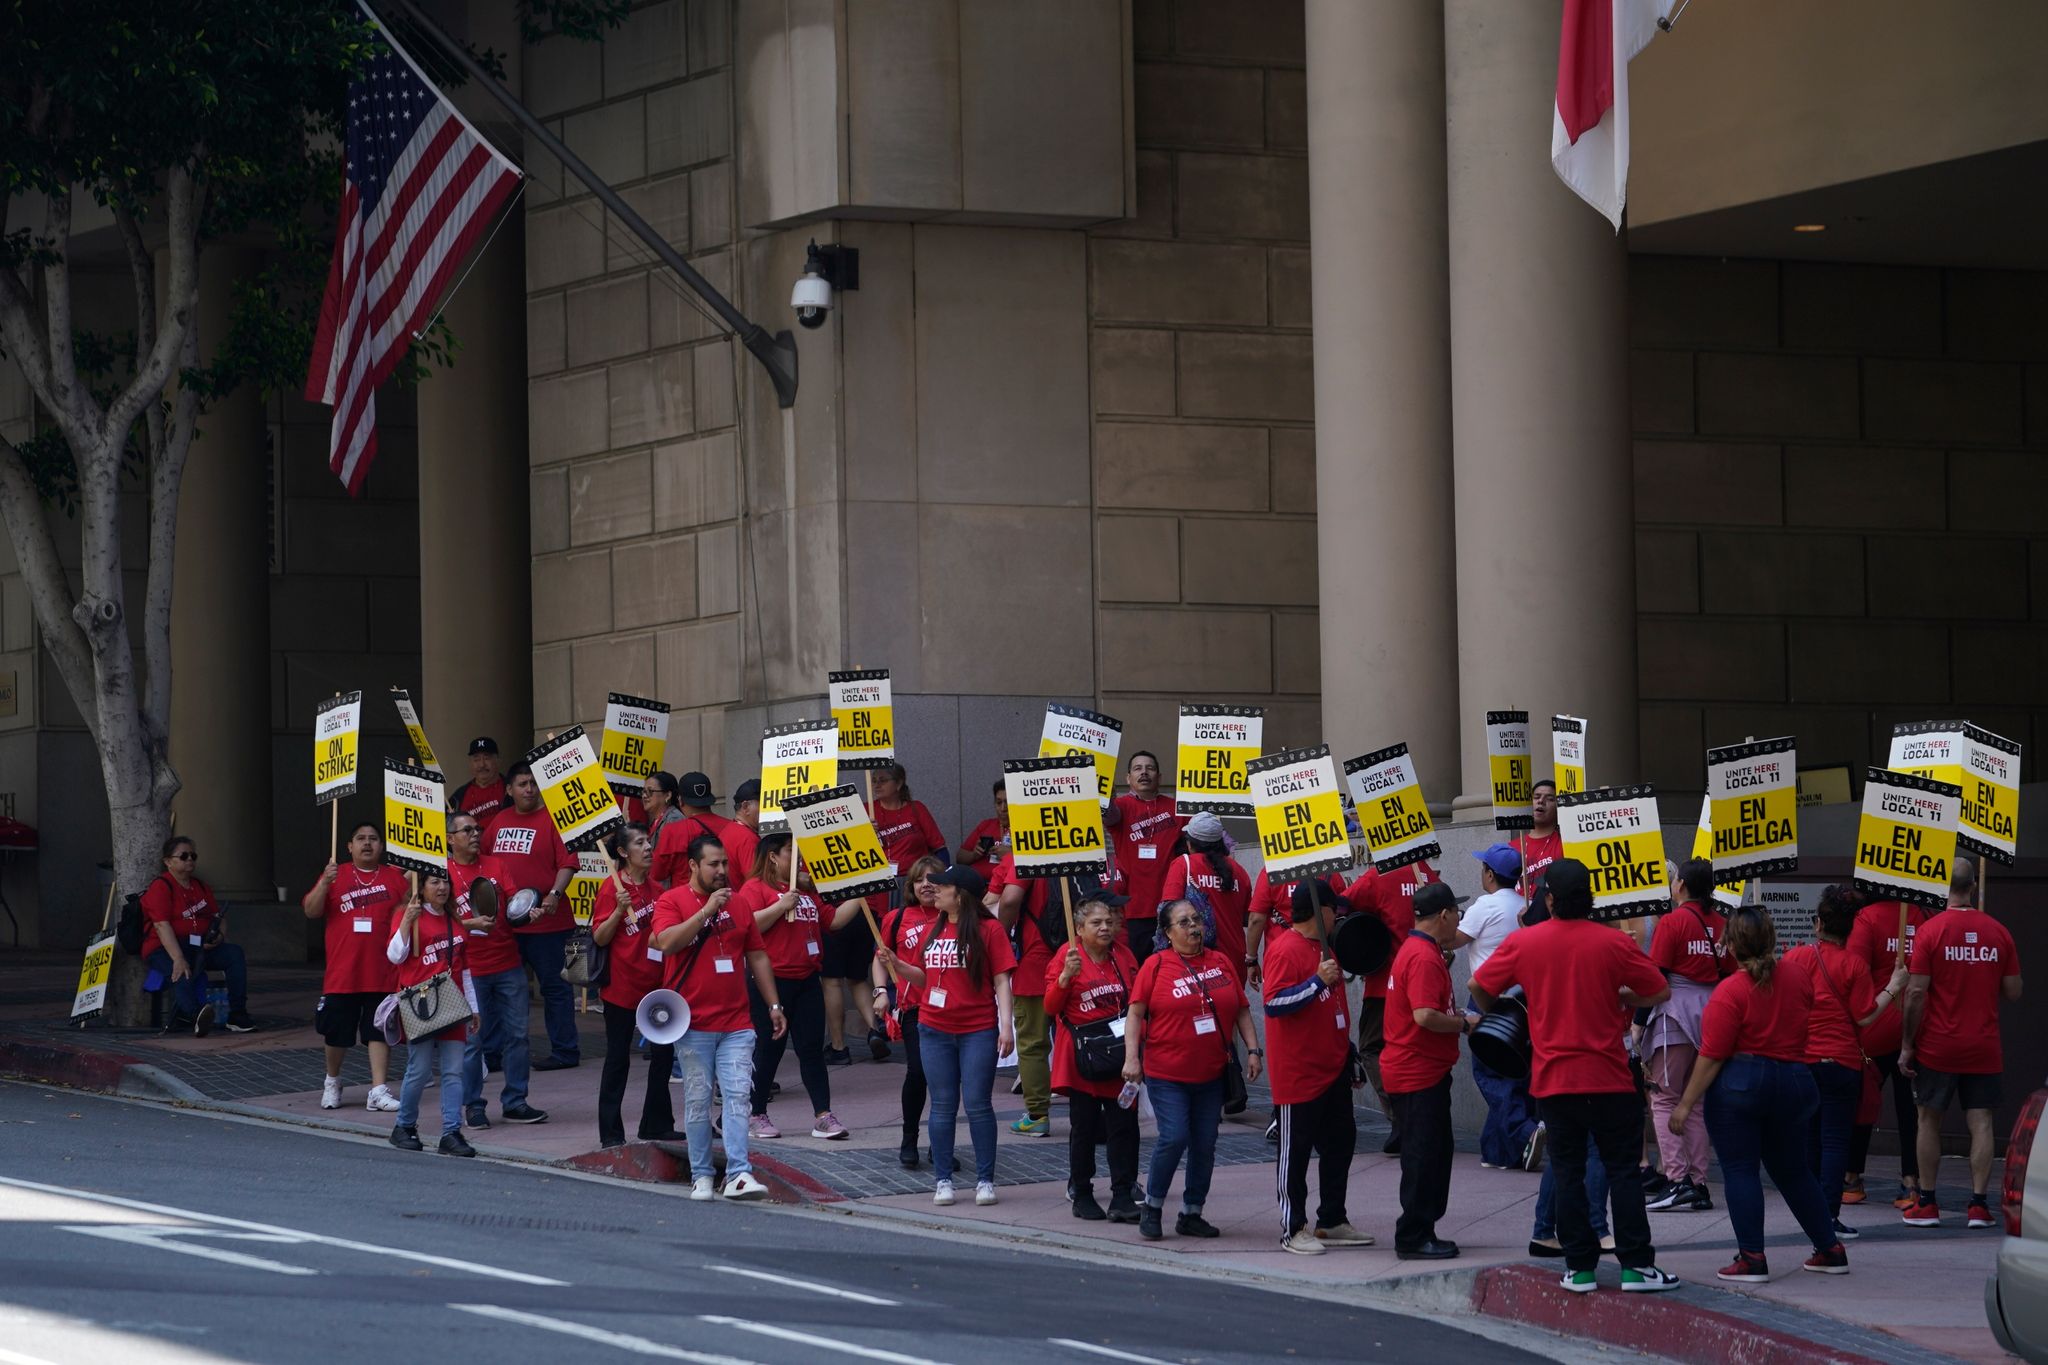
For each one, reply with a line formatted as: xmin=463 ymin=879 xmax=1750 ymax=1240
xmin=115 ymin=876 xmax=170 ymax=954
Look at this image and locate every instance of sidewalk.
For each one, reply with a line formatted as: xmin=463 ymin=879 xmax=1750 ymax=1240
xmin=0 ymin=948 xmax=2010 ymax=1364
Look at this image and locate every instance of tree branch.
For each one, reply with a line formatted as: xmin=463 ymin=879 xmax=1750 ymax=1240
xmin=141 ymin=325 xmax=199 ymax=742
xmin=0 ymin=196 xmax=55 ymax=401
xmin=105 ymin=163 xmax=204 ymax=451
xmin=41 ymin=186 xmax=84 ymax=433
xmin=0 ymin=432 xmax=99 ymax=745
xmin=115 ymin=198 xmax=158 ymax=387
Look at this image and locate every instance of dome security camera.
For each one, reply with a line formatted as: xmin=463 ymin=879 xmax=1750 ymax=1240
xmin=791 ymin=270 xmax=832 ymax=330
xmin=790 ymin=239 xmax=857 ymax=331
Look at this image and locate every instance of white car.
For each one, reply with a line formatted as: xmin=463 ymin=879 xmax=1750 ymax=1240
xmin=1988 ymin=1086 xmax=2048 ymax=1363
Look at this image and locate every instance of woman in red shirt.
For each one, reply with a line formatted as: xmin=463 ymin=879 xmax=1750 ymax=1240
xmin=1642 ymin=860 xmax=1729 ymax=1212
xmin=1046 ymin=892 xmax=1142 ymax=1223
xmin=1122 ymin=898 xmax=1264 ymax=1242
xmin=385 ymin=869 xmax=478 ymax=1157
xmin=1158 ymin=813 xmax=1251 ymax=980
xmin=591 ymin=825 xmax=679 ymax=1149
xmin=1669 ymin=908 xmax=1845 ymax=1282
xmin=872 ymin=855 xmax=946 ymax=1168
xmin=139 ymin=835 xmax=251 ymax=1034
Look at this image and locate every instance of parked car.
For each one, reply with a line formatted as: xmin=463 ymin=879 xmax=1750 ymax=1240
xmin=1988 ymin=1085 xmax=2048 ymax=1363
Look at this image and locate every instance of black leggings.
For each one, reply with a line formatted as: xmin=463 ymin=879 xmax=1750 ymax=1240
xmin=1847 ymin=1050 xmax=1920 ymax=1181
xmin=1069 ymin=1090 xmax=1140 ymax=1195
xmin=598 ymin=1001 xmax=675 ymax=1148
xmin=750 ymin=973 xmax=831 ymax=1116
xmin=899 ymin=1005 xmax=927 ymax=1148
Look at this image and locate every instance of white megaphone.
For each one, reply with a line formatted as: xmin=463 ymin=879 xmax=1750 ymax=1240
xmin=636 ymin=989 xmax=691 ymax=1044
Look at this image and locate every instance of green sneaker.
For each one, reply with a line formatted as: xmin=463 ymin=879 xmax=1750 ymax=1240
xmin=1560 ymin=1269 xmax=1598 ymax=1294
xmin=1009 ymin=1116 xmax=1050 ymax=1137
xmin=1621 ymin=1266 xmax=1681 ymax=1293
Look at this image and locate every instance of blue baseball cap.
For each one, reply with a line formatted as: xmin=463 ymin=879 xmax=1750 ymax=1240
xmin=1471 ymin=842 xmax=1522 ymax=881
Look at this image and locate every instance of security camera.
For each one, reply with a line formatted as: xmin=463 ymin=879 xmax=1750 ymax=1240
xmin=791 ymin=239 xmax=857 ymax=331
xmin=791 ymin=271 xmax=832 ymax=330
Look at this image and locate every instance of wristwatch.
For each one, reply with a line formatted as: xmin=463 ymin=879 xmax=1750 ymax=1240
xmin=769 ymin=1004 xmax=785 ymax=1014
xmin=1247 ymin=1048 xmax=1265 ymax=1057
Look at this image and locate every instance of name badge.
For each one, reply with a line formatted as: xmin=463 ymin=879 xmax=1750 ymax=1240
xmin=1192 ymin=1015 xmax=1218 ymax=1035
xmin=1108 ymin=1017 xmax=1126 ymax=1038
xmin=1335 ymin=1012 xmax=1348 ymax=1030
xmin=352 ymin=918 xmax=373 ymax=934
xmin=805 ymin=940 xmax=821 ymax=956
xmin=714 ymin=958 xmax=735 ymax=974
xmin=646 ymin=947 xmax=664 ymax=962
xmin=926 ymin=988 xmax=948 ymax=1009
xmin=1138 ymin=846 xmax=1157 ymax=860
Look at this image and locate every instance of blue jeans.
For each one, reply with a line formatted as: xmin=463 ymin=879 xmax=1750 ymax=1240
xmin=398 ymin=1033 xmax=465 ymax=1136
xmin=1146 ymin=1075 xmax=1224 ymax=1213
xmin=461 ymin=967 xmax=531 ymax=1112
xmin=678 ymin=1028 xmax=755 ymax=1180
xmin=146 ymin=942 xmax=247 ymax=1019
xmin=1705 ymin=1054 xmax=1837 ymax=1256
xmin=1533 ymin=1141 xmax=1611 ymax=1239
xmin=920 ymin=1024 xmax=997 ymax=1184
xmin=517 ymin=929 xmax=577 ymax=1062
xmin=1469 ymin=1041 xmax=1538 ymax=1167
xmin=1807 ymin=1060 xmax=1861 ymax=1222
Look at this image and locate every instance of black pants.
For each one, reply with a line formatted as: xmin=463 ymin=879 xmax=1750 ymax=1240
xmin=1389 ymin=1075 xmax=1454 ymax=1248
xmin=750 ymin=973 xmax=830 ymax=1116
xmin=598 ymin=1001 xmax=675 ymax=1148
xmin=1540 ymin=1091 xmax=1656 ymax=1272
xmin=1127 ymin=917 xmax=1156 ymax=965
xmin=1069 ymin=1091 xmax=1140 ymax=1196
xmin=1847 ymin=1050 xmax=1919 ymax=1181
xmin=1276 ymin=1072 xmax=1356 ymax=1236
xmin=899 ymin=1006 xmax=927 ymax=1150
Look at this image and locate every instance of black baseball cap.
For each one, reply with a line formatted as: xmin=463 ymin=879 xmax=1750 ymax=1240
xmin=1413 ymin=881 xmax=1463 ymax=919
xmin=733 ymin=778 xmax=762 ymax=804
xmin=468 ymin=737 xmax=499 ymax=755
xmin=931 ymin=865 xmax=988 ymax=900
xmin=678 ymin=771 xmax=719 ymax=803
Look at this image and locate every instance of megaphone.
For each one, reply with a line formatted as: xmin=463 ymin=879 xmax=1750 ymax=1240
xmin=636 ymin=989 xmax=690 ymax=1044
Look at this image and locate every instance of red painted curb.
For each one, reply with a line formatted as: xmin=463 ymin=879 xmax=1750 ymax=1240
xmin=564 ymin=1141 xmax=689 ymax=1184
xmin=0 ymin=1034 xmax=144 ymax=1094
xmin=746 ymin=1152 xmax=847 ymax=1205
xmin=1470 ymin=1264 xmax=1892 ymax=1365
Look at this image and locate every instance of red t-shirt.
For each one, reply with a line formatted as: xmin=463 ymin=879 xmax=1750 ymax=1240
xmin=1132 ymin=948 xmax=1243 ymax=1084
xmin=1698 ymin=956 xmax=1814 ymax=1062
xmin=595 ymin=875 xmax=663 ymax=1011
xmin=1516 ymin=830 xmax=1563 ymax=889
xmin=872 ymin=800 xmax=945 ymax=876
xmin=1342 ymin=862 xmax=1441 ymax=998
xmin=393 ymin=906 xmax=470 ymax=1042
xmin=1382 ymin=932 xmax=1461 ymax=1094
xmin=882 ymin=904 xmax=941 ymax=1010
xmin=1044 ymin=940 xmax=1140 ymax=1100
xmin=138 ymin=876 xmax=219 ymax=957
xmin=1650 ymin=901 xmax=1728 ymax=986
xmin=651 ymin=811 xmax=732 ymax=887
xmin=1784 ymin=942 xmax=1877 ymax=1065
xmin=1847 ymin=900 xmax=1925 ymax=982
xmin=650 ymin=883 xmax=765 ymax=1034
xmin=720 ymin=821 xmax=761 ymax=891
xmin=1261 ymin=926 xmax=1351 ymax=1103
xmin=960 ymin=817 xmax=1006 ymax=871
xmin=915 ymin=916 xmax=1017 ymax=1035
xmin=1161 ymin=853 xmax=1252 ymax=985
xmin=453 ymin=777 xmax=509 ymax=824
xmin=733 ymin=877 xmax=833 ymax=979
xmin=986 ymin=855 xmax=1054 ymax=999
xmin=449 ymin=855 xmax=521 ymax=976
xmin=1249 ymin=868 xmax=1345 ymax=923
xmin=310 ymin=864 xmax=407 ymax=994
xmin=1108 ymin=795 xmax=1184 ymax=921
xmin=1470 ymin=918 xmax=1664 ymax=1098
xmin=484 ymin=806 xmax=578 ymax=933
xmin=1910 ymin=909 xmax=2020 ymax=1074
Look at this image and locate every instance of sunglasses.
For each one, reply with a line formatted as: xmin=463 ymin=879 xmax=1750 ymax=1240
xmin=169 ymin=852 xmax=197 ymax=861
xmin=451 ymin=826 xmax=480 ymax=837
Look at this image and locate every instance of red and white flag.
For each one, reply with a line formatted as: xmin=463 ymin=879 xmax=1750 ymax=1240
xmin=1550 ymin=0 xmax=1674 ymax=231
xmin=304 ymin=13 xmax=520 ymax=495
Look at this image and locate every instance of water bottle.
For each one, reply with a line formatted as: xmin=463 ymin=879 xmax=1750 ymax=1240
xmin=1117 ymin=1080 xmax=1140 ymax=1110
xmin=208 ymin=985 xmax=229 ymax=1021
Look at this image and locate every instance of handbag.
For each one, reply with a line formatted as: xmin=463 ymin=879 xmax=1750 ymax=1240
xmin=564 ymin=876 xmax=620 ymax=988
xmin=1065 ymin=946 xmax=1130 ymax=1081
xmin=398 ymin=912 xmax=472 ymax=1041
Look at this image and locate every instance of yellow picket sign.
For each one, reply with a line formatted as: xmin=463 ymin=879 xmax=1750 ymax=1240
xmin=563 ymin=850 xmax=612 ymax=928
xmin=1551 ymin=715 xmax=1587 ymax=794
xmin=526 ymin=727 xmax=623 ymax=851
xmin=1344 ymin=742 xmax=1440 ymax=871
xmin=1003 ymin=756 xmax=1107 ymax=876
xmin=760 ymin=719 xmax=840 ymax=833
xmin=1487 ymin=710 xmax=1533 ymax=831
xmin=784 ymin=786 xmax=897 ymax=900
xmin=599 ymin=692 xmax=671 ymax=796
xmin=1175 ymin=704 xmax=1263 ymax=816
xmin=71 ymin=936 xmax=116 ymax=1018
xmin=389 ymin=688 xmax=441 ymax=776
xmin=1688 ymin=795 xmax=1744 ymax=909
xmin=1038 ymin=704 xmax=1123 ymax=806
xmin=314 ymin=691 xmax=363 ymax=803
xmin=828 ymin=670 xmax=895 ymax=769
xmin=1706 ymin=735 xmax=1799 ymax=879
xmin=382 ymin=759 xmax=448 ymax=875
xmin=1559 ymin=785 xmax=1670 ymax=923
xmin=1248 ymin=745 xmax=1350 ymax=886
xmin=1853 ymin=767 xmax=1962 ymax=909
xmin=1888 ymin=721 xmax=2021 ymax=865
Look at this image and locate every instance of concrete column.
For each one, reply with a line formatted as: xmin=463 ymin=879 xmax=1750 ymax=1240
xmin=168 ymin=247 xmax=273 ymax=894
xmin=1305 ymin=0 xmax=1462 ymax=801
xmin=1444 ymin=0 xmax=1637 ymax=814
xmin=418 ymin=214 xmax=532 ymax=755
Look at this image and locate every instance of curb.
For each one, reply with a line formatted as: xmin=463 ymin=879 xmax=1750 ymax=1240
xmin=0 ymin=1033 xmax=204 ymax=1104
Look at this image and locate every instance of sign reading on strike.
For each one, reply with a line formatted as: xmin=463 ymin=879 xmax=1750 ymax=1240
xmin=71 ymin=934 xmax=116 ymax=1018
xmin=1248 ymin=745 xmax=1350 ymax=886
xmin=828 ymin=669 xmax=895 ymax=770
xmin=1003 ymin=755 xmax=1107 ymax=877
xmin=1853 ymin=767 xmax=1962 ymax=910
xmin=1552 ymin=715 xmax=1587 ymax=794
xmin=1344 ymin=743 xmax=1441 ymax=872
xmin=599 ymin=692 xmax=671 ymax=797
xmin=759 ymin=719 xmax=840 ymax=834
xmin=389 ymin=688 xmax=440 ymax=776
xmin=1487 ymin=710 xmax=1533 ymax=831
xmin=1888 ymin=720 xmax=2022 ymax=865
xmin=1707 ymin=735 xmax=1799 ymax=879
xmin=382 ymin=759 xmax=448 ymax=875
xmin=563 ymin=849 xmax=613 ymax=928
xmin=1175 ymin=704 xmax=1263 ymax=816
xmin=1559 ymin=785 xmax=1670 ymax=923
xmin=313 ymin=691 xmax=363 ymax=803
xmin=524 ymin=728 xmax=623 ymax=852
xmin=1039 ymin=703 xmax=1123 ymax=806
xmin=784 ymin=786 xmax=896 ymax=900
xmin=1689 ymin=794 xmax=1745 ymax=910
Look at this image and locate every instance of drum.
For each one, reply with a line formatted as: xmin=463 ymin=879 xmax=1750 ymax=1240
xmin=1469 ymin=993 xmax=1532 ymax=1079
xmin=1328 ymin=910 xmax=1393 ymax=978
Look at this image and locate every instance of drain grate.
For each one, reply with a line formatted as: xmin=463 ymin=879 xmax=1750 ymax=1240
xmin=404 ymin=1210 xmax=641 ymax=1235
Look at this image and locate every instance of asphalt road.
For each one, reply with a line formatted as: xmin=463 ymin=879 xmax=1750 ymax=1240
xmin=0 ymin=1079 xmax=1556 ymax=1365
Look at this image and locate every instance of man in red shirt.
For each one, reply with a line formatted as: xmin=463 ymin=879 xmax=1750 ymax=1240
xmin=1383 ymin=881 xmax=1480 ymax=1259
xmin=1472 ymin=859 xmax=1679 ymax=1294
xmin=1900 ymin=858 xmax=2023 ymax=1229
xmin=1342 ymin=859 xmax=1442 ymax=1155
xmin=1515 ymin=780 xmax=1563 ymax=897
xmin=957 ymin=780 xmax=1010 ymax=879
xmin=449 ymin=737 xmax=509 ymax=823
xmin=300 ymin=822 xmax=406 ymax=1112
xmin=486 ymin=762 xmax=580 ymax=1069
xmin=723 ymin=778 xmax=762 ymax=885
xmin=1102 ymin=750 xmax=1184 ymax=963
xmin=447 ymin=813 xmax=547 ymax=1129
xmin=1264 ymin=880 xmax=1372 ymax=1255
xmin=651 ymin=771 xmax=732 ymax=887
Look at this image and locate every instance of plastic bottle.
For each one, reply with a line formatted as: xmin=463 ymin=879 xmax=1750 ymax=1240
xmin=1117 ymin=1080 xmax=1140 ymax=1110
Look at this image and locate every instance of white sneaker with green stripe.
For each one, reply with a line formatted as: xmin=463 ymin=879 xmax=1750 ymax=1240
xmin=1621 ymin=1266 xmax=1681 ymax=1292
xmin=1560 ymin=1269 xmax=1598 ymax=1294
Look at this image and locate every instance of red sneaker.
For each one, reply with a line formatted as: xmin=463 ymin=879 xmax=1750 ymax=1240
xmin=1901 ymin=1196 xmax=1941 ymax=1227
xmin=1839 ymin=1173 xmax=1866 ymax=1206
xmin=1717 ymin=1251 xmax=1770 ymax=1283
xmin=1967 ymin=1200 xmax=1996 ymax=1229
xmin=1803 ymin=1244 xmax=1850 ymax=1275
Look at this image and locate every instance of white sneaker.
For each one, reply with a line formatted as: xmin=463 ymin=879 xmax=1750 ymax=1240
xmin=690 ymin=1176 xmax=716 ymax=1201
xmin=1282 ymin=1227 xmax=1326 ymax=1256
xmin=975 ymin=1181 xmax=998 ymax=1206
xmin=934 ymin=1180 xmax=956 ymax=1206
xmin=722 ymin=1172 xmax=769 ymax=1201
xmin=365 ymin=1084 xmax=400 ymax=1113
xmin=320 ymin=1077 xmax=342 ymax=1110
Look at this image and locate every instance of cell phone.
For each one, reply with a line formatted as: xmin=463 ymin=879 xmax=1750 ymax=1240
xmin=979 ymin=836 xmax=995 ymax=852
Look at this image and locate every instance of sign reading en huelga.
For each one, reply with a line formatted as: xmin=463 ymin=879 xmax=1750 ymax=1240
xmin=389 ymin=688 xmax=440 ymax=776
xmin=1343 ymin=743 xmax=1439 ymax=872
xmin=784 ymin=785 xmax=896 ymax=900
xmin=1707 ymin=735 xmax=1799 ymax=879
xmin=1175 ymin=704 xmax=1263 ymax=816
xmin=1551 ymin=715 xmax=1587 ymax=794
xmin=600 ymin=692 xmax=670 ymax=797
xmin=1487 ymin=710 xmax=1533 ymax=831
xmin=1559 ymin=784 xmax=1670 ymax=923
xmin=563 ymin=849 xmax=613 ymax=929
xmin=71 ymin=934 xmax=116 ymax=1018
xmin=1689 ymin=795 xmax=1745 ymax=910
xmin=829 ymin=669 xmax=895 ymax=769
xmin=759 ymin=719 xmax=840 ymax=834
xmin=1853 ymin=767 xmax=1962 ymax=910
xmin=1039 ymin=703 xmax=1123 ymax=806
xmin=1248 ymin=745 xmax=1350 ymax=886
xmin=524 ymin=727 xmax=623 ymax=852
xmin=1003 ymin=755 xmax=1107 ymax=878
xmin=1888 ymin=720 xmax=2021 ymax=865
xmin=382 ymin=759 xmax=448 ymax=876
xmin=313 ymin=691 xmax=363 ymax=803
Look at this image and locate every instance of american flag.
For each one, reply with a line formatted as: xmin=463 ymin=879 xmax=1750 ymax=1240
xmin=304 ymin=30 xmax=520 ymax=495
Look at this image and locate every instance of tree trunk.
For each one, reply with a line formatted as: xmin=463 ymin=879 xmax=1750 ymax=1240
xmin=100 ymin=774 xmax=179 ymax=1028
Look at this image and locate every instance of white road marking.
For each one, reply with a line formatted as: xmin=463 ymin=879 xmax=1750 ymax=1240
xmin=705 ymin=1263 xmax=899 ymax=1306
xmin=1051 ymin=1339 xmax=1181 ymax=1365
xmin=0 ymin=1175 xmax=563 ymax=1286
xmin=61 ymin=1225 xmax=319 ymax=1277
xmin=698 ymin=1316 xmax=947 ymax=1364
xmin=0 ymin=1347 xmax=65 ymax=1365
xmin=451 ymin=1305 xmax=761 ymax=1364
